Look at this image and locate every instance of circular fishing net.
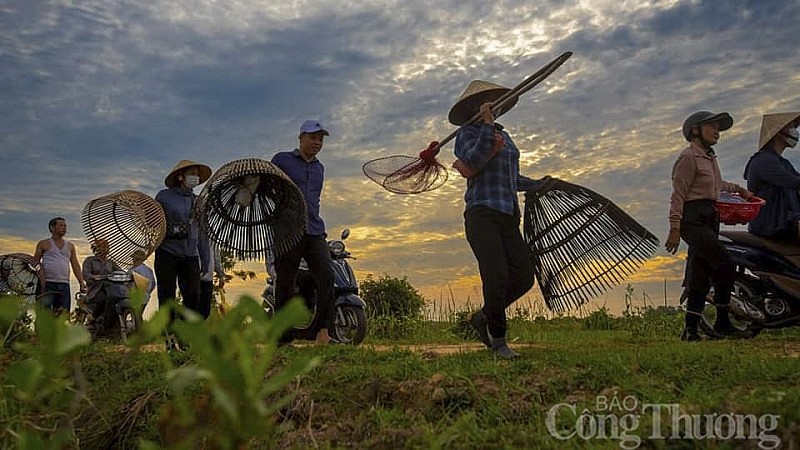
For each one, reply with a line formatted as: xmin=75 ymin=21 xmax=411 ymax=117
xmin=193 ymin=158 xmax=307 ymax=260
xmin=0 ymin=253 xmax=40 ymax=304
xmin=81 ymin=190 xmax=167 ymax=271
xmin=523 ymin=177 xmax=659 ymax=312
xmin=362 ymin=141 xmax=449 ymax=194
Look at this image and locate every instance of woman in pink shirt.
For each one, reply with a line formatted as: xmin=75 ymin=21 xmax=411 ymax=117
xmin=665 ymin=111 xmax=753 ymax=341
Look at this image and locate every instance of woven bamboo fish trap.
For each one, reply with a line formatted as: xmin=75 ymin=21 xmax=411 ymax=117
xmin=193 ymin=158 xmax=307 ymax=260
xmin=81 ymin=190 xmax=166 ymax=271
xmin=523 ymin=177 xmax=659 ymax=312
xmin=0 ymin=253 xmax=40 ymax=304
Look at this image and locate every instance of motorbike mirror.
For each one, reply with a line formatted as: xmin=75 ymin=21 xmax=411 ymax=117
xmin=341 ymin=228 xmax=350 ymax=240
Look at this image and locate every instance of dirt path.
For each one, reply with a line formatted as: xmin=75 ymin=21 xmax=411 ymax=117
xmin=108 ymin=340 xmax=800 ymax=357
xmin=108 ymin=341 xmax=547 ymax=356
xmin=362 ymin=342 xmax=547 ymax=357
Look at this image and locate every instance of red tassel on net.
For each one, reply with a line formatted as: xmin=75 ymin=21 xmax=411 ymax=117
xmin=418 ymin=141 xmax=440 ymax=162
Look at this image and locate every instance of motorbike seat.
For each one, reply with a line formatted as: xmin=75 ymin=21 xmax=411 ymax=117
xmin=720 ymin=230 xmax=800 ymax=265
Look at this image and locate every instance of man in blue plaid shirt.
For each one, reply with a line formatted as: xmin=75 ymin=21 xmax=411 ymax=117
xmin=451 ymin=80 xmax=542 ymax=359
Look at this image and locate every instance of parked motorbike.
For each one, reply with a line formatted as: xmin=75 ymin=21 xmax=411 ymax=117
xmin=73 ymin=270 xmax=143 ymax=342
xmin=680 ymin=230 xmax=800 ymax=337
xmin=262 ymin=229 xmax=367 ymax=345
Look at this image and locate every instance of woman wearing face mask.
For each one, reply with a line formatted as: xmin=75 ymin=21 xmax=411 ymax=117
xmin=744 ymin=112 xmax=800 ymax=241
xmin=155 ymin=160 xmax=212 ymax=349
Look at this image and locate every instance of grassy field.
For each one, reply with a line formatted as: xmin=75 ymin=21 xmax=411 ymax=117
xmin=2 ymin=301 xmax=800 ymax=449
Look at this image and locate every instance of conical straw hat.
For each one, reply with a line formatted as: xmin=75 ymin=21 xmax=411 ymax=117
xmin=448 ymin=80 xmax=519 ymax=126
xmin=758 ymin=112 xmax=800 ymax=150
xmin=164 ymin=160 xmax=212 ymax=187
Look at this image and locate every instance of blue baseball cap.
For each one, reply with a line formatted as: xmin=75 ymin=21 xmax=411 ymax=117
xmin=299 ymin=120 xmax=330 ymax=136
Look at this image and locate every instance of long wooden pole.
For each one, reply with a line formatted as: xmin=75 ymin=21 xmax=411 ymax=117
xmin=432 ymin=51 xmax=573 ymax=153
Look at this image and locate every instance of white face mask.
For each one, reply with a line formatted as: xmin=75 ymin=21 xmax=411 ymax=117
xmin=783 ymin=127 xmax=799 ymax=149
xmin=184 ymin=175 xmax=201 ymax=188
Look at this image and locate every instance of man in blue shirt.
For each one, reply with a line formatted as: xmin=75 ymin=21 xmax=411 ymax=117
xmin=271 ymin=120 xmax=335 ymax=344
xmin=452 ymin=80 xmax=540 ymax=359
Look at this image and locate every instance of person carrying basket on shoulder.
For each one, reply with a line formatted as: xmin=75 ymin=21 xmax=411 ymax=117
xmin=665 ymin=111 xmax=754 ymax=341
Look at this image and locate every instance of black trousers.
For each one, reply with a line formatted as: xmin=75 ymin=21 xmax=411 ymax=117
xmin=680 ymin=200 xmax=735 ymax=321
xmin=88 ymin=289 xmax=117 ymax=332
xmin=465 ymin=206 xmax=536 ymax=338
xmin=154 ymin=249 xmax=201 ymax=318
xmin=274 ymin=234 xmax=335 ymax=330
xmin=198 ymin=280 xmax=214 ymax=319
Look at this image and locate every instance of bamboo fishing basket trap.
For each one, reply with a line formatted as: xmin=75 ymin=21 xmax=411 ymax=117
xmin=0 ymin=253 xmax=41 ymax=304
xmin=524 ymin=177 xmax=659 ymax=312
xmin=81 ymin=190 xmax=166 ymax=270
xmin=193 ymin=158 xmax=307 ymax=260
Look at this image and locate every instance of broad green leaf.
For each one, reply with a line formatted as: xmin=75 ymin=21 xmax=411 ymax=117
xmin=167 ymin=365 xmax=211 ymax=394
xmin=17 ymin=431 xmax=48 ymax=450
xmin=260 ymin=356 xmax=320 ymax=396
xmin=55 ymin=324 xmax=90 ymax=355
xmin=0 ymin=295 xmax=24 ymax=324
xmin=33 ymin=307 xmax=57 ymax=348
xmin=266 ymin=298 xmax=309 ymax=341
xmin=138 ymin=306 xmax=171 ymax=341
xmin=211 ymin=386 xmax=240 ymax=426
xmin=6 ymin=359 xmax=44 ymax=394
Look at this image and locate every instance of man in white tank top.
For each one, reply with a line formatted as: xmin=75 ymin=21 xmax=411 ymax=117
xmin=32 ymin=217 xmax=87 ymax=313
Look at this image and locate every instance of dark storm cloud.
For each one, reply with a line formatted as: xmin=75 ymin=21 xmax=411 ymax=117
xmin=1 ymin=0 xmax=799 ymax=305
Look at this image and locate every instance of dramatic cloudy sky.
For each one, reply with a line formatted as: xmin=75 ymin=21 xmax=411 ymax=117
xmin=2 ymin=0 xmax=799 ymax=315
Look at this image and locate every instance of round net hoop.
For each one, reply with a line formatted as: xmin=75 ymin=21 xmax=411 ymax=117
xmin=362 ymin=155 xmax=448 ymax=195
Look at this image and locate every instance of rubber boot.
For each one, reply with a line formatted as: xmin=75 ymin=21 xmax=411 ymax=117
xmin=681 ymin=311 xmax=702 ymax=342
xmin=468 ymin=310 xmax=491 ymax=348
xmin=490 ymin=336 xmax=520 ymax=359
xmin=680 ymin=327 xmax=702 ymax=342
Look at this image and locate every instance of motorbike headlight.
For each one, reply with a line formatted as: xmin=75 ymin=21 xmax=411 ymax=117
xmin=329 ymin=240 xmax=345 ymax=256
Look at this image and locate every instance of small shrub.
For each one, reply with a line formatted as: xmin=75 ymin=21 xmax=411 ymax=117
xmin=369 ymin=314 xmax=425 ymax=340
xmin=359 ymin=274 xmax=428 ymax=340
xmin=623 ymin=305 xmax=684 ymax=337
xmin=0 ymin=294 xmax=34 ymax=347
xmin=360 ymin=274 xmax=425 ymax=320
xmin=151 ymin=297 xmax=318 ymax=449
xmin=0 ymin=297 xmax=318 ymax=450
xmin=1 ymin=301 xmax=91 ymax=449
xmin=449 ymin=309 xmax=480 ymax=341
xmin=583 ymin=306 xmax=619 ymax=330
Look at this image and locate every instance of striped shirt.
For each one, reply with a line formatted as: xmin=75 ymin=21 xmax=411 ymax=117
xmin=454 ymin=123 xmax=539 ymax=216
